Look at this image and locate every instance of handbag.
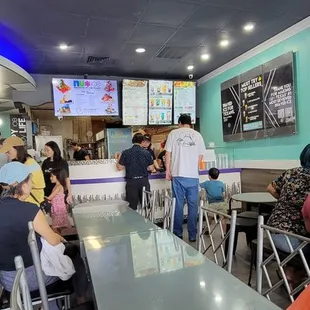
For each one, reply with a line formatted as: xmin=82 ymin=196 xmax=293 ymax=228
xmin=30 ymin=193 xmax=52 ymax=214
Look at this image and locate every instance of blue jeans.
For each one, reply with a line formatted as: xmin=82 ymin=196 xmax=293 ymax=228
xmin=271 ymin=233 xmax=302 ymax=253
xmin=172 ymin=177 xmax=199 ymax=240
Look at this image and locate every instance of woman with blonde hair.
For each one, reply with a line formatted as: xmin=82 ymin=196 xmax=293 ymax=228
xmin=0 ymin=136 xmax=45 ymax=205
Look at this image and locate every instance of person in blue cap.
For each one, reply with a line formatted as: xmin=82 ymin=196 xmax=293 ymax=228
xmin=0 ymin=162 xmax=90 ymax=307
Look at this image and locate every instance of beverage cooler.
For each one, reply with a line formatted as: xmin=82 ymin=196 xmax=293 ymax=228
xmin=105 ymin=128 xmax=133 ymax=159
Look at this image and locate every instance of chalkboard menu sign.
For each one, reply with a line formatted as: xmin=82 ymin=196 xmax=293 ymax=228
xmin=221 ymin=52 xmax=296 ymax=142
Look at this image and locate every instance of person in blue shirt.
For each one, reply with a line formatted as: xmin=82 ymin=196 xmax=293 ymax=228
xmin=200 ymin=167 xmax=227 ymax=213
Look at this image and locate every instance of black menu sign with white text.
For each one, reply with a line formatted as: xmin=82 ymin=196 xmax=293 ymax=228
xmin=264 ymin=63 xmax=295 ymax=130
xmin=240 ymin=75 xmax=263 ymax=132
xmin=221 ymin=84 xmax=241 ymax=136
xmin=220 ymin=52 xmax=296 ymax=141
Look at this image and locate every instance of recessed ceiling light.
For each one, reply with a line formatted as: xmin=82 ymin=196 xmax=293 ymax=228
xmin=219 ymin=40 xmax=229 ymax=48
xmin=201 ymin=54 xmax=210 ymax=61
xmin=136 ymin=48 xmax=146 ymax=53
xmin=187 ymin=65 xmax=194 ymax=70
xmin=59 ymin=44 xmax=68 ymax=50
xmin=243 ymin=22 xmax=255 ymax=32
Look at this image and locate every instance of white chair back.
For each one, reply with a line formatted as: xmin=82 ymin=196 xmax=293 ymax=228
xmin=163 ymin=191 xmax=176 ymax=233
xmin=27 ymin=222 xmax=50 ymax=310
xmin=256 ymin=215 xmax=310 ymax=303
xmin=140 ymin=187 xmax=157 ymax=222
xmin=10 ymin=256 xmax=33 ymax=310
xmin=198 ymin=200 xmax=237 ymax=274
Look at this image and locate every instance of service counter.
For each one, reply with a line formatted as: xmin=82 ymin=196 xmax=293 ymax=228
xmin=69 ymin=160 xmax=241 ymax=221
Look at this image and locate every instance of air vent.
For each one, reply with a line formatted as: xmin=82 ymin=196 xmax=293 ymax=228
xmin=86 ymin=56 xmax=116 ymax=66
xmin=155 ymin=46 xmax=192 ymax=60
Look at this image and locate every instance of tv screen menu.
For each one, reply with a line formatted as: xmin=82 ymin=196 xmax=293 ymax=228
xmin=148 ymin=80 xmax=173 ymax=125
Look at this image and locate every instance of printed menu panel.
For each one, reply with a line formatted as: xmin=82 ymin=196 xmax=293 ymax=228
xmin=221 ymin=84 xmax=241 ymax=136
xmin=173 ymin=81 xmax=196 ymax=124
xmin=264 ymin=63 xmax=295 ymax=129
xmin=240 ymin=75 xmax=263 ymax=132
xmin=52 ymin=78 xmax=119 ymax=116
xmin=148 ymin=80 xmax=173 ymax=125
xmin=123 ymin=80 xmax=148 ymax=125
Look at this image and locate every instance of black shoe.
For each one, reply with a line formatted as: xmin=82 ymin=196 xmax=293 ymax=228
xmin=189 ymin=239 xmax=196 ymax=242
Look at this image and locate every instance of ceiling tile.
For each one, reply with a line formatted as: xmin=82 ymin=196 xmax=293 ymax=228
xmin=0 ymin=1 xmax=43 ymax=36
xmin=90 ymin=0 xmax=149 ymax=22
xmin=167 ymin=27 xmax=215 ymax=47
xmin=200 ymin=0 xmax=309 ymax=18
xmin=141 ymin=0 xmax=198 ymax=26
xmin=83 ymin=38 xmax=126 ymax=57
xmin=130 ymin=24 xmax=177 ymax=45
xmin=145 ymin=58 xmax=180 ymax=74
xmin=87 ymin=18 xmax=135 ymax=41
xmin=120 ymin=43 xmax=162 ymax=59
xmin=33 ymin=0 xmax=90 ymax=16
xmin=1 ymin=0 xmax=309 ymax=79
xmin=44 ymin=51 xmax=83 ymax=64
xmin=183 ymin=4 xmax=240 ymax=29
xmin=39 ymin=35 xmax=85 ymax=53
xmin=41 ymin=14 xmax=88 ymax=37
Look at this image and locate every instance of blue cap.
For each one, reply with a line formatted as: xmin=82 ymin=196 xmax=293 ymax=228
xmin=0 ymin=162 xmax=37 ymax=185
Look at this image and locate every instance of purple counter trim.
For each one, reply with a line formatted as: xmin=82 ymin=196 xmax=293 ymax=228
xmin=71 ymin=168 xmax=241 ymax=185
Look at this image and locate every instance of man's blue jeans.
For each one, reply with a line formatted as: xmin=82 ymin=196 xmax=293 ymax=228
xmin=171 ymin=177 xmax=199 ymax=240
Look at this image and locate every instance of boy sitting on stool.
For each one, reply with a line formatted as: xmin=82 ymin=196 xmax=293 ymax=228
xmin=200 ymin=168 xmax=227 ymax=230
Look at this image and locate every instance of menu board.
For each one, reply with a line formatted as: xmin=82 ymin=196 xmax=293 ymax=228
xmin=220 ymin=52 xmax=296 ymax=141
xmin=52 ymin=78 xmax=119 ymax=116
xmin=221 ymin=84 xmax=241 ymax=136
xmin=122 ymin=80 xmax=148 ymax=125
xmin=264 ymin=63 xmax=295 ymax=129
xmin=240 ymin=75 xmax=263 ymax=132
xmin=173 ymin=81 xmax=196 ymax=124
xmin=148 ymin=80 xmax=173 ymax=125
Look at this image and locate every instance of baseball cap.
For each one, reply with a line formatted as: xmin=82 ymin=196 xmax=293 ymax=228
xmin=0 ymin=162 xmax=37 ymax=185
xmin=0 ymin=136 xmax=24 ymax=154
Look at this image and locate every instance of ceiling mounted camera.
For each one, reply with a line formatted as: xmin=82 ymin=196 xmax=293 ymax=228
xmin=189 ymin=74 xmax=194 ymax=80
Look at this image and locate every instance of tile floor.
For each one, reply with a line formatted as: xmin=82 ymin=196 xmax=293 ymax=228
xmin=182 ymin=225 xmax=291 ymax=310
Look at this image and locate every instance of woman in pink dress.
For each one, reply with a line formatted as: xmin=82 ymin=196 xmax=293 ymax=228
xmin=46 ymin=169 xmax=71 ymax=232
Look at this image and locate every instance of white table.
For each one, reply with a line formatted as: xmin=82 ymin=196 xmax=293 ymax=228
xmin=84 ymin=229 xmax=281 ymax=310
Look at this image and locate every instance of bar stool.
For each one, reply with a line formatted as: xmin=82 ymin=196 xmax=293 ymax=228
xmin=163 ymin=190 xmax=176 ymax=233
xmin=256 ymin=216 xmax=310 ymax=304
xmin=198 ymin=200 xmax=237 ymax=274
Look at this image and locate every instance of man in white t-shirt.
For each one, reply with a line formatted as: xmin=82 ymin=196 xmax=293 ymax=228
xmin=165 ymin=114 xmax=206 ymax=242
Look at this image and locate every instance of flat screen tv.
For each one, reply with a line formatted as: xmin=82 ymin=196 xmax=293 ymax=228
xmin=52 ymin=78 xmax=119 ymax=117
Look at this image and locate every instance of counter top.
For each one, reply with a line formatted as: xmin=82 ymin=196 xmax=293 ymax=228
xmin=68 ymin=159 xmax=117 ymax=166
xmin=71 ymin=168 xmax=241 ymax=185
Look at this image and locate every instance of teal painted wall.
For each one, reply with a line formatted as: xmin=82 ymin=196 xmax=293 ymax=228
xmin=198 ymin=28 xmax=310 ymax=161
xmin=0 ymin=115 xmax=11 ymax=138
